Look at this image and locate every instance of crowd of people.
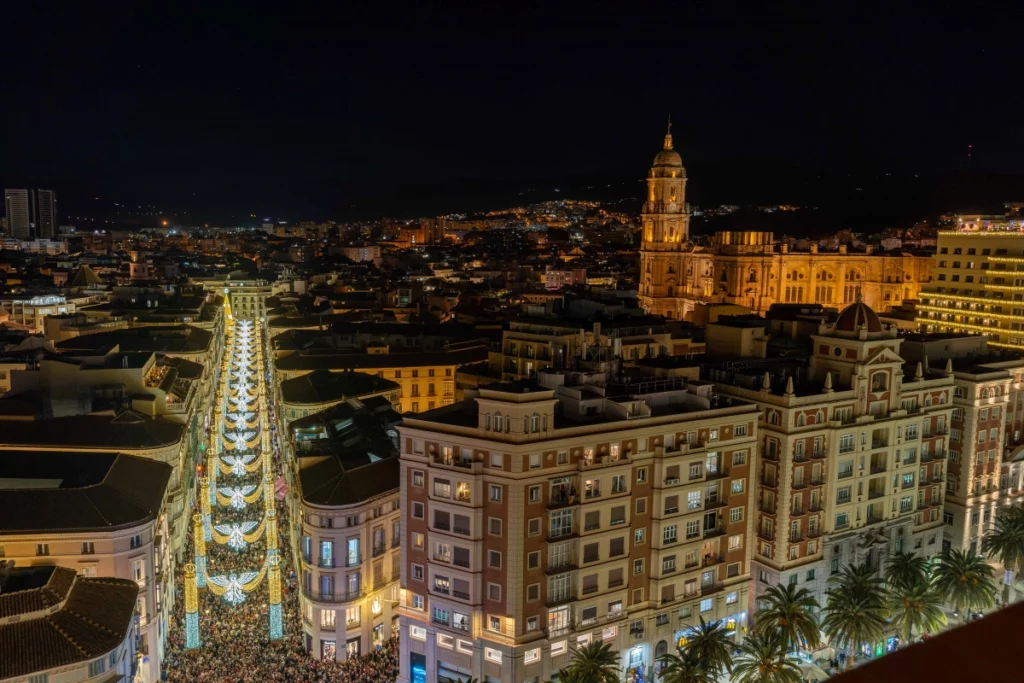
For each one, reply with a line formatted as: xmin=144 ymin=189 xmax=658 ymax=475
xmin=162 ymin=329 xmax=399 ymax=683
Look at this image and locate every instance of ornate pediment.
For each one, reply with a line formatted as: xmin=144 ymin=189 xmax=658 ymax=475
xmin=862 ymin=347 xmax=904 ymax=366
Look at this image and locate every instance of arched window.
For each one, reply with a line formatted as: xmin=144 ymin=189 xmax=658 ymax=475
xmin=486 ymin=414 xmax=492 ymax=430
xmin=797 ymin=414 xmax=806 ymax=427
xmin=816 ymin=410 xmax=824 ymax=424
xmin=494 ymin=411 xmax=502 ymax=431
xmin=505 ymin=415 xmax=511 ymax=433
xmin=769 ymin=412 xmax=779 ymax=425
xmin=531 ymin=413 xmax=539 ymax=432
xmin=871 ymin=372 xmax=888 ymax=392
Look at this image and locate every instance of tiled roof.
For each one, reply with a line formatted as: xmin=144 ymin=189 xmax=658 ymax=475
xmin=0 ymin=410 xmax=184 ymax=450
xmin=0 ymin=572 xmax=139 ymax=680
xmin=280 ymin=369 xmax=398 ymax=405
xmin=275 ymin=345 xmax=487 ymax=372
xmin=0 ymin=451 xmax=172 ymax=533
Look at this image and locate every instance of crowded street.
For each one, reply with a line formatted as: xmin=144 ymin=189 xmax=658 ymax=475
xmin=162 ymin=315 xmax=399 ymax=683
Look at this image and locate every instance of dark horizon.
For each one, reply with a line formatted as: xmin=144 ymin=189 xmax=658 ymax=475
xmin=3 ymin=4 xmax=1023 ymax=225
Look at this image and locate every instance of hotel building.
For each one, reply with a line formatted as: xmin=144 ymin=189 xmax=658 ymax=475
xmin=397 ymin=368 xmax=759 ymax=683
xmin=917 ymin=214 xmax=1024 ymax=352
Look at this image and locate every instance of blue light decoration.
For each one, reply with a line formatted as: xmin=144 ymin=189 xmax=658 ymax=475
xmin=269 ymin=603 xmax=283 ymax=640
xmin=186 ymin=611 xmax=200 ymax=650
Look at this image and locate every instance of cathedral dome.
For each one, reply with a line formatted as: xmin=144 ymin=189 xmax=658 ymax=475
xmin=834 ymin=300 xmax=883 ymax=333
xmin=652 ymin=120 xmax=683 ymax=169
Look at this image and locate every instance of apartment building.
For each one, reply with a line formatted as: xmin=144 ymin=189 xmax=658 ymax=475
xmin=191 ymin=275 xmax=272 ymax=320
xmin=0 ymin=452 xmax=173 ymax=683
xmin=0 ymin=567 xmax=140 ymax=683
xmin=917 ymin=214 xmax=1024 ymax=352
xmin=284 ymin=398 xmax=404 ymax=661
xmin=274 ymin=344 xmax=487 ymax=414
xmin=712 ymin=301 xmax=954 ymax=604
xmin=497 ymin=317 xmax=676 ymax=381
xmin=397 ymin=368 xmax=759 ymax=683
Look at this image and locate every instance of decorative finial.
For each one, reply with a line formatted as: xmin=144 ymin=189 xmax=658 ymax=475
xmin=762 ymin=371 xmax=771 ymax=391
xmin=784 ymin=376 xmax=795 ymax=397
xmin=945 ymin=358 xmax=954 ymax=376
xmin=824 ymin=372 xmax=834 ymax=392
xmin=664 ymin=115 xmax=674 ymax=150
xmin=914 ymin=362 xmax=924 ymax=382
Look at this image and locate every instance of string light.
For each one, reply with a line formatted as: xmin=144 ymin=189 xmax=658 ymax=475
xmin=193 ymin=513 xmax=207 ymax=588
xmin=185 ymin=563 xmax=200 ymax=649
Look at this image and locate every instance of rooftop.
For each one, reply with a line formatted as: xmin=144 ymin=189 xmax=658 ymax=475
xmin=275 ymin=344 xmax=487 ymax=373
xmin=0 ymin=568 xmax=139 ymax=680
xmin=0 ymin=450 xmax=172 ymax=533
xmin=290 ymin=397 xmax=402 ymax=507
xmin=0 ymin=409 xmax=185 ymax=450
xmin=280 ymin=368 xmax=399 ymax=405
xmin=55 ymin=324 xmax=214 ymax=355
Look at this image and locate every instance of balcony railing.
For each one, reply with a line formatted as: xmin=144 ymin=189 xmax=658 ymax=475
xmin=868 ymin=489 xmax=886 ymax=500
xmin=453 ymin=589 xmax=470 ymax=600
xmin=302 ymin=587 xmax=364 ymax=603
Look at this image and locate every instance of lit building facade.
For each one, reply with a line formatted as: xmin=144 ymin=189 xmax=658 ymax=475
xmin=282 ymin=399 xmax=404 ymax=661
xmin=712 ymin=302 xmax=953 ymax=604
xmin=917 ymin=214 xmax=1024 ymax=352
xmin=637 ymin=134 xmax=933 ymax=320
xmin=397 ymin=372 xmax=759 ymax=683
xmin=0 ymin=452 xmax=173 ymax=683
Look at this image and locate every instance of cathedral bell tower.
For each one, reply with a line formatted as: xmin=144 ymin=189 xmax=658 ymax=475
xmin=639 ymin=120 xmax=691 ymax=317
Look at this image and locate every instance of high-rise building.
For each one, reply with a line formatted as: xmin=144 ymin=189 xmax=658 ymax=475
xmin=36 ymin=188 xmax=57 ymax=238
xmin=397 ymin=370 xmax=760 ymax=683
xmin=5 ymin=188 xmax=31 ymax=238
xmin=4 ymin=188 xmax=58 ymax=238
xmin=712 ymin=301 xmax=954 ymax=604
xmin=917 ymin=214 xmax=1024 ymax=352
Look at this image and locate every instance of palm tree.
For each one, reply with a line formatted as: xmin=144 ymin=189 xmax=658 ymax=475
xmin=821 ymin=565 xmax=888 ymax=670
xmin=731 ymin=631 xmax=803 ymax=683
xmin=983 ymin=508 xmax=1024 ymax=604
xmin=545 ymin=670 xmax=587 ymax=683
xmin=932 ymin=548 xmax=998 ymax=621
xmin=754 ymin=583 xmax=821 ymax=653
xmin=568 ymin=641 xmax=620 ymax=683
xmin=658 ymin=648 xmax=716 ymax=683
xmin=886 ymin=580 xmax=947 ymax=643
xmin=885 ymin=551 xmax=930 ymax=592
xmin=681 ymin=616 xmax=734 ymax=678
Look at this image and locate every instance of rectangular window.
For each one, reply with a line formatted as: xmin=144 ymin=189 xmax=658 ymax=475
xmin=729 ymin=507 xmax=743 ymax=523
xmin=490 ymin=484 xmax=503 ymax=501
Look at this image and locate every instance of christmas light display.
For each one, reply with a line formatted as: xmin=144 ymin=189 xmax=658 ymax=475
xmin=193 ymin=513 xmax=207 ymax=588
xmin=199 ymin=476 xmax=212 ymax=541
xmin=185 ymin=563 xmax=200 ymax=649
xmin=217 ymin=484 xmax=259 ymax=510
xmin=268 ymin=552 xmax=283 ymax=640
xmin=222 ymin=453 xmax=259 ymax=475
xmin=208 ymin=571 xmax=260 ymax=605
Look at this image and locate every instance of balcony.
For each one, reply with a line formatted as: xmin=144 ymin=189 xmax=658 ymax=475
xmin=431 ymin=453 xmax=476 ymax=470
xmin=549 ymin=487 xmax=578 ymax=509
xmin=757 ymin=528 xmax=775 ymax=541
xmin=811 ymin=449 xmax=826 ymax=460
xmin=835 ymin=497 xmax=851 ymax=506
xmin=302 ymin=587 xmax=364 ymax=604
xmin=372 ymin=545 xmax=386 ymax=558
xmin=871 ymin=440 xmax=889 ymax=449
xmin=868 ymin=489 xmax=886 ymax=500
xmin=870 ymin=463 xmax=887 ymax=475
xmin=703 ymin=524 xmax=726 ymax=539
xmin=704 ymin=497 xmax=728 ymax=510
xmin=546 ymin=593 xmax=577 ymax=608
xmin=793 ymin=453 xmax=809 ymax=464
xmin=866 ymin=515 xmax=885 ymax=525
xmin=791 ymin=507 xmax=807 ymax=517
xmin=582 ymin=584 xmax=599 ymax=595
xmin=792 ymin=480 xmax=808 ymax=491
xmin=453 ymin=589 xmax=470 ymax=600
xmin=703 ymin=553 xmax=725 ymax=567
xmin=810 ymin=478 xmax=825 ymax=487
xmin=544 ymin=622 xmax=576 ymax=638
xmin=759 ymin=501 xmax=777 ymax=514
xmin=760 ymin=478 xmax=778 ymax=489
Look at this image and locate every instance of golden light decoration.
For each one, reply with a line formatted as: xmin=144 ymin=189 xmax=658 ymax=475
xmin=184 ymin=563 xmax=198 ymax=613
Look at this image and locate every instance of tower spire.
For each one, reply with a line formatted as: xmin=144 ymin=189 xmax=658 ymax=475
xmin=664 ymin=115 xmax=673 ymax=150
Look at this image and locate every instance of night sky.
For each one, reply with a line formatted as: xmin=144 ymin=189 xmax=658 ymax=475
xmin=2 ymin=4 xmax=1022 ymax=224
